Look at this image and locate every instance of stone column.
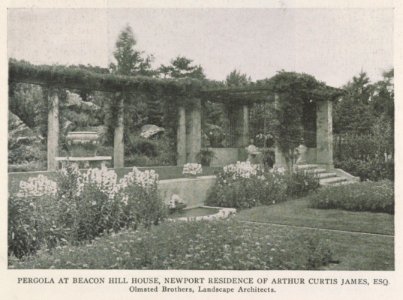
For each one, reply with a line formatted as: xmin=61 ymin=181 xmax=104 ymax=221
xmin=225 ymin=104 xmax=236 ymax=147
xmin=177 ymin=106 xmax=186 ymax=166
xmin=316 ymin=100 xmax=334 ymax=169
xmin=273 ymin=93 xmax=287 ymax=168
xmin=47 ymin=89 xmax=59 ymax=171
xmin=113 ymin=95 xmax=124 ymax=168
xmin=239 ymin=104 xmax=249 ymax=147
xmin=228 ymin=104 xmax=249 ymax=148
xmin=186 ymin=99 xmax=202 ymax=163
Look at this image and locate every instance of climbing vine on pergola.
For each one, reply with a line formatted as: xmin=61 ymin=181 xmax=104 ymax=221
xmin=9 ymin=59 xmax=342 ymax=171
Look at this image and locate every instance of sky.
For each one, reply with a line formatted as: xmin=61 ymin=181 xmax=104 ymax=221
xmin=7 ymin=8 xmax=393 ymax=87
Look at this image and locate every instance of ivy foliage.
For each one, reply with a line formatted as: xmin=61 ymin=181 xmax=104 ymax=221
xmin=9 ymin=58 xmax=203 ymax=101
xmin=262 ymin=71 xmax=342 ymax=169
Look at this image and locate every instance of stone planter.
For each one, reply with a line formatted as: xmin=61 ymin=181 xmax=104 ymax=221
xmin=66 ymin=131 xmax=100 ymax=157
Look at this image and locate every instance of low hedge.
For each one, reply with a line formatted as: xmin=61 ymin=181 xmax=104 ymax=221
xmin=308 ymin=180 xmax=394 ymax=214
xmin=9 ymin=220 xmax=333 ymax=270
xmin=335 ymin=158 xmax=394 ymax=182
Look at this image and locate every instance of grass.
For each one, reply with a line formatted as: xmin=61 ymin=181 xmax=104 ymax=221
xmin=237 ymin=223 xmax=393 ymax=271
xmin=9 ymin=220 xmax=334 ymax=270
xmin=316 ymin=230 xmax=393 ymax=270
xmin=234 ymin=198 xmax=394 ymax=270
xmin=234 ymin=198 xmax=394 ymax=235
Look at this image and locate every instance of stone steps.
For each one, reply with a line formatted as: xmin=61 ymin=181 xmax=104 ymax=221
xmin=317 ymin=172 xmax=337 ymax=179
xmin=296 ymin=164 xmax=357 ymax=186
xmin=319 ymin=176 xmax=347 ymax=186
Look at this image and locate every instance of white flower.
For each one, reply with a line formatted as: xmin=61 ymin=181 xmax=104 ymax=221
xmin=222 ymin=161 xmax=262 ymax=179
xmin=17 ymin=174 xmax=57 ymax=197
xmin=182 ymin=163 xmax=202 ymax=175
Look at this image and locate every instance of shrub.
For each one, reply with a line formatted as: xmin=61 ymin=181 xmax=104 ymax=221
xmin=125 ymin=135 xmax=176 ymax=166
xmin=118 ymin=169 xmax=166 ymax=229
xmin=206 ymin=162 xmax=287 ymax=209
xmin=285 ymin=170 xmax=320 ymax=198
xmin=8 ymin=193 xmax=61 ymax=258
xmin=8 ymin=175 xmax=64 ymax=258
xmin=9 ymin=220 xmax=334 ymax=270
xmin=308 ymin=180 xmax=394 ymax=214
xmin=334 ymin=132 xmax=394 ymax=181
xmin=335 ymin=158 xmax=394 ymax=182
xmin=206 ymin=162 xmax=319 ymax=209
xmin=8 ymin=164 xmax=165 ymax=258
xmin=196 ymin=149 xmax=215 ymax=166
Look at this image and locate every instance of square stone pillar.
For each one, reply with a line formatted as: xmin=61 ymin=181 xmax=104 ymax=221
xmin=227 ymin=104 xmax=249 ymax=148
xmin=177 ymin=106 xmax=186 ymax=166
xmin=113 ymin=95 xmax=124 ymax=168
xmin=273 ymin=93 xmax=287 ymax=168
xmin=316 ymin=100 xmax=334 ymax=168
xmin=186 ymin=99 xmax=202 ymax=163
xmin=47 ymin=90 xmax=59 ymax=171
xmin=238 ymin=104 xmax=249 ymax=147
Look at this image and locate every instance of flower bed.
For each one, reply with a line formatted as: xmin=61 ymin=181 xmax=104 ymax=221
xmin=8 ymin=164 xmax=165 ymax=258
xmin=206 ymin=161 xmax=319 ymax=209
xmin=9 ymin=220 xmax=333 ymax=270
xmin=308 ymin=180 xmax=394 ymax=214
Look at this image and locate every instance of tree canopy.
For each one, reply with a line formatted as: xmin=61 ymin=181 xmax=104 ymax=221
xmin=159 ymin=56 xmax=205 ymax=79
xmin=110 ymin=25 xmax=156 ymax=77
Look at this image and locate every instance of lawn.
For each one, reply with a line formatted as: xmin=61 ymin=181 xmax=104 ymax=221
xmin=234 ymin=199 xmax=394 ymax=270
xmin=234 ymin=198 xmax=394 ymax=235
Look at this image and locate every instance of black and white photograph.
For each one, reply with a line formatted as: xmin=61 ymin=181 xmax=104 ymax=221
xmin=1 ymin=0 xmax=400 ymax=299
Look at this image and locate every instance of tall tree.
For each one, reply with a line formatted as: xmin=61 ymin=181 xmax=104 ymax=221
xmin=159 ymin=56 xmax=205 ymax=79
xmin=371 ymin=68 xmax=394 ymax=121
xmin=225 ymin=69 xmax=251 ymax=86
xmin=109 ymin=25 xmax=157 ymax=166
xmin=333 ymin=71 xmax=375 ymax=135
xmin=110 ymin=25 xmax=156 ymax=76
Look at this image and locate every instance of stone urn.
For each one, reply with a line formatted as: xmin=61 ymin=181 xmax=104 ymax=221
xmin=66 ymin=131 xmax=100 ymax=157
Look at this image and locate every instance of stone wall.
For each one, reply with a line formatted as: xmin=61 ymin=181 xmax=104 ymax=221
xmin=208 ymin=148 xmax=239 ymax=166
xmin=159 ymin=176 xmax=216 ymax=208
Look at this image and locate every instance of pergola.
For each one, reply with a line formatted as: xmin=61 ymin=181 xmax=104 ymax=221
xmin=181 ymin=84 xmax=339 ymax=169
xmin=9 ymin=60 xmax=339 ymax=171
